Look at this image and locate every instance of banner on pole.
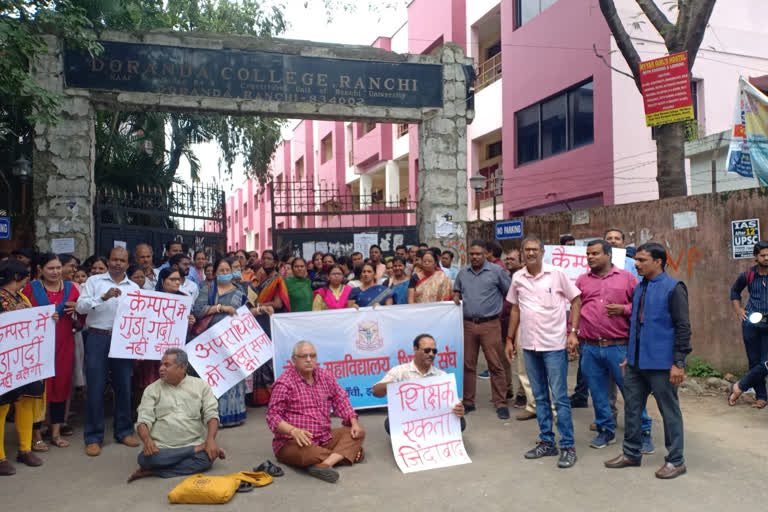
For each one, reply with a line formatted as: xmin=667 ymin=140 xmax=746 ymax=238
xmin=0 ymin=305 xmax=56 ymax=393
xmin=387 ymin=373 xmax=471 ymax=473
xmin=726 ymin=76 xmax=768 ymax=186
xmin=109 ymin=289 xmax=194 ymax=360
xmin=271 ymin=302 xmax=464 ymax=409
xmin=185 ymin=306 xmax=272 ymax=398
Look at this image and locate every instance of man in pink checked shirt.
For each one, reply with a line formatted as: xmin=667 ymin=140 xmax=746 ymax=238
xmin=266 ymin=340 xmax=365 ymax=484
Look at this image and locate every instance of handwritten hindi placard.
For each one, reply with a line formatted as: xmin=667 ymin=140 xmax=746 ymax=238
xmin=0 ymin=305 xmax=56 ymax=393
xmin=109 ymin=289 xmax=194 ymax=360
xmin=387 ymin=373 xmax=471 ymax=473
xmin=544 ymin=245 xmax=626 ymax=283
xmin=185 ymin=306 xmax=273 ymax=398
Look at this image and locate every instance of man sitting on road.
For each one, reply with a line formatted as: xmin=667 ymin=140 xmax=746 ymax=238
xmin=373 ymin=333 xmax=465 ymax=433
xmin=266 ymin=341 xmax=365 ymax=484
xmin=128 ymin=348 xmax=224 ymax=483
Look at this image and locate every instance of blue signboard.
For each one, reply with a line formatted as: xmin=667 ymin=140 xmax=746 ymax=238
xmin=495 ymin=220 xmax=523 ymax=240
xmin=0 ymin=217 xmax=10 ymax=240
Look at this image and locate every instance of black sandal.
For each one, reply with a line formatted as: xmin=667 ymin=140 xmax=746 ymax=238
xmin=254 ymin=460 xmax=284 ymax=477
xmin=236 ymin=481 xmax=254 ymax=493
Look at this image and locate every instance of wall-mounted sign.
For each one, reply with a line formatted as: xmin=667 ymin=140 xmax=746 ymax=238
xmin=495 ymin=220 xmax=523 ymax=240
xmin=731 ymin=218 xmax=760 ymax=259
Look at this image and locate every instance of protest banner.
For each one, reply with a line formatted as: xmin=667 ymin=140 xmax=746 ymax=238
xmin=387 ymin=373 xmax=471 ymax=473
xmin=185 ymin=306 xmax=273 ymax=398
xmin=109 ymin=289 xmax=194 ymax=360
xmin=726 ymin=76 xmax=768 ymax=186
xmin=638 ymin=51 xmax=694 ymax=127
xmin=544 ymin=245 xmax=626 ymax=283
xmin=271 ymin=302 xmax=463 ymax=409
xmin=0 ymin=305 xmax=56 ymax=393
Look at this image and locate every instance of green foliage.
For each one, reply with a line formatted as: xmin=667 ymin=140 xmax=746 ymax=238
xmin=685 ymin=357 xmax=721 ymax=378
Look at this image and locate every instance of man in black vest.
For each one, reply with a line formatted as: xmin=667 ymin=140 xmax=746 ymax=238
xmin=604 ymin=242 xmax=691 ymax=479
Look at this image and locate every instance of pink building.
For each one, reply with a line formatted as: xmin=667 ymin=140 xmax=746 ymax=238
xmin=227 ymin=0 xmax=768 ymax=251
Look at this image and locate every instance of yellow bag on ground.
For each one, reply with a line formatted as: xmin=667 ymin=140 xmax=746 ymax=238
xmin=168 ymin=471 xmax=273 ymax=504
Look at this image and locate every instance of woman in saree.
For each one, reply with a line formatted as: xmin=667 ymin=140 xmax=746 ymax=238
xmin=347 ymin=262 xmax=393 ymax=308
xmin=193 ymin=258 xmax=248 ymax=427
xmin=312 ymin=264 xmax=353 ymax=311
xmin=407 ymin=250 xmax=453 ymax=304
xmin=22 ymin=253 xmax=80 ymax=449
xmin=382 ymin=255 xmax=410 ymax=305
xmin=284 ymin=257 xmax=313 ymax=312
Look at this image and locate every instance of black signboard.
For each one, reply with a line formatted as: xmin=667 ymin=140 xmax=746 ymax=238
xmin=64 ymin=41 xmax=444 ymax=109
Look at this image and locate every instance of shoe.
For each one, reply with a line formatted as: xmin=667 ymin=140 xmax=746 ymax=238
xmin=0 ymin=459 xmax=16 ymax=476
xmin=516 ymin=410 xmax=537 ymax=421
xmin=513 ymin=395 xmax=527 ymax=408
xmin=589 ymin=430 xmax=616 ymax=449
xmin=641 ymin=431 xmax=655 ymax=454
xmin=307 ymin=464 xmax=339 ymax=483
xmin=254 ymin=460 xmax=284 ymax=477
xmin=496 ymin=407 xmax=510 ymax=420
xmin=15 ymin=451 xmax=42 ymax=467
xmin=524 ymin=442 xmax=558 ymax=459
xmin=604 ymin=454 xmax=641 ymax=468
xmin=463 ymin=403 xmax=476 ymax=414
xmin=569 ymin=395 xmax=588 ymax=408
xmin=478 ymin=370 xmax=490 ymax=380
xmin=85 ymin=443 xmax=101 ymax=456
xmin=589 ymin=422 xmax=597 ymax=431
xmin=120 ymin=435 xmax=140 ymax=447
xmin=557 ymin=448 xmax=577 ymax=468
xmin=655 ymin=462 xmax=686 ymax=479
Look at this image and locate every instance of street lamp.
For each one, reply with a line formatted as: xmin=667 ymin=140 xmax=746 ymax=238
xmin=469 ymin=173 xmax=486 ymax=221
xmin=11 ymin=156 xmax=31 ymax=214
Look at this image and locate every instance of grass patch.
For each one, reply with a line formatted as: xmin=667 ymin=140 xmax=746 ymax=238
xmin=685 ymin=356 xmax=721 ymax=378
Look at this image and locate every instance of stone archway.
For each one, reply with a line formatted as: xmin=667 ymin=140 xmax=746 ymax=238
xmin=33 ymin=31 xmax=472 ymax=261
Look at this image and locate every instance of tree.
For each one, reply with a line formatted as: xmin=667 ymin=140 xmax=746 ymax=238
xmin=599 ymin=0 xmax=717 ymax=198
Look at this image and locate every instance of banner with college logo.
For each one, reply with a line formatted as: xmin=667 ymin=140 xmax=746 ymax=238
xmin=271 ymin=302 xmax=464 ymax=409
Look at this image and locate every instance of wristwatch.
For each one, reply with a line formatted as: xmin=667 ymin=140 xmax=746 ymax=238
xmin=674 ymin=360 xmax=686 ymax=369
xmin=570 ymin=328 xmax=579 ymax=334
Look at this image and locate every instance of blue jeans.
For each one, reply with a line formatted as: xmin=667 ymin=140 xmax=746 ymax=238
xmin=84 ymin=332 xmax=134 ymax=445
xmin=522 ymin=349 xmax=574 ymax=449
xmin=572 ymin=345 xmax=589 ymax=401
xmin=581 ymin=344 xmax=652 ymax=434
xmin=742 ymin=323 xmax=768 ymax=401
xmin=138 ymin=446 xmax=212 ymax=478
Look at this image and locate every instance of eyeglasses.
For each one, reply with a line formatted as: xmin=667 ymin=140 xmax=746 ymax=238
xmin=294 ymin=353 xmax=317 ymax=360
xmin=421 ymin=348 xmax=439 ymax=355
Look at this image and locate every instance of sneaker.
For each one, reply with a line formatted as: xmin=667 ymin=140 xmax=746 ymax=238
xmin=478 ymin=370 xmax=490 ymax=380
xmin=496 ymin=407 xmax=510 ymax=420
xmin=641 ymin=431 xmax=655 ymax=454
xmin=557 ymin=448 xmax=578 ymax=468
xmin=524 ymin=442 xmax=558 ymax=459
xmin=589 ymin=430 xmax=616 ymax=449
xmin=569 ymin=395 xmax=588 ymax=408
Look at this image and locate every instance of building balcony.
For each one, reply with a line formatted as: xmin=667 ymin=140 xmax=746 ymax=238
xmin=476 ymin=52 xmax=501 ymax=92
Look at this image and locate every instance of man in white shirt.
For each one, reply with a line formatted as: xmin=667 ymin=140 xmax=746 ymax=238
xmin=373 ymin=334 xmax=465 ymax=433
xmin=169 ymin=253 xmax=200 ymax=302
xmin=134 ymin=243 xmax=157 ymax=290
xmin=76 ymin=247 xmax=141 ymax=457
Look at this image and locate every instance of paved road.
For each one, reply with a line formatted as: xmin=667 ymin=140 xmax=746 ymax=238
xmin=2 ymin=362 xmax=765 ymax=511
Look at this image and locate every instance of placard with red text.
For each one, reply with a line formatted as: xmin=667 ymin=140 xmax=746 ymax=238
xmin=0 ymin=305 xmax=56 ymax=393
xmin=109 ymin=289 xmax=194 ymax=360
xmin=387 ymin=373 xmax=471 ymax=473
xmin=544 ymin=245 xmax=626 ymax=283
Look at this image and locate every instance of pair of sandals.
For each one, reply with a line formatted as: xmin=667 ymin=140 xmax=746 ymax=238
xmin=728 ymin=383 xmax=768 ymax=408
xmin=236 ymin=461 xmax=284 ymax=493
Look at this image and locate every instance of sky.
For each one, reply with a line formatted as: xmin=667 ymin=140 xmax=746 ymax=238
xmin=179 ymin=0 xmax=408 ymax=193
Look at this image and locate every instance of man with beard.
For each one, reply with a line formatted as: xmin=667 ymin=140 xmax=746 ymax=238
xmin=169 ymin=253 xmax=199 ymax=302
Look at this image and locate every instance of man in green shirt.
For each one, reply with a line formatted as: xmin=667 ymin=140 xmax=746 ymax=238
xmin=127 ymin=348 xmax=224 ymax=483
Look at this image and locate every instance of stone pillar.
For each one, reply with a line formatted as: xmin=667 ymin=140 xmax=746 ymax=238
xmin=33 ymin=36 xmax=95 ymax=260
xmin=417 ymin=43 xmax=473 ymax=266
xmin=384 ymin=160 xmax=401 ymax=204
xmin=359 ymin=173 xmax=372 ymax=209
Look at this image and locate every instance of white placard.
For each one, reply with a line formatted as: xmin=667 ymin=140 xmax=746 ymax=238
xmin=673 ymin=211 xmax=698 ymax=230
xmin=51 ymin=238 xmax=75 ymax=254
xmin=114 ymin=240 xmax=127 ymax=249
xmin=353 ymin=233 xmax=378 ymax=256
xmin=109 ymin=289 xmax=194 ymax=360
xmin=0 ymin=305 xmax=56 ymax=393
xmin=301 ymin=241 xmax=316 ymax=261
xmin=387 ymin=373 xmax=471 ymax=473
xmin=185 ymin=306 xmax=273 ymax=398
xmin=544 ymin=245 xmax=626 ymax=283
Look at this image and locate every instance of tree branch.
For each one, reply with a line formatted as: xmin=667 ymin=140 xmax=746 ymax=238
xmin=681 ymin=0 xmax=717 ymax=69
xmin=635 ymin=0 xmax=675 ymax=45
xmin=598 ymin=0 xmax=643 ymax=92
xmin=592 ymin=44 xmax=636 ymax=80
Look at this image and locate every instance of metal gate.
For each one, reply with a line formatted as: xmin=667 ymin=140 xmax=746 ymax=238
xmin=95 ymin=183 xmax=226 ymax=262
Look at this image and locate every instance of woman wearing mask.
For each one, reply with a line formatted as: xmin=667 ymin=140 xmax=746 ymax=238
xmin=22 ymin=254 xmax=79 ymax=449
xmin=347 ymin=262 xmax=393 ymax=308
xmin=284 ymin=258 xmax=313 ymax=312
xmin=407 ymin=250 xmax=453 ymax=304
xmin=193 ymin=258 xmax=248 ymax=427
xmin=310 ymin=253 xmax=336 ymax=291
xmin=382 ymin=255 xmax=410 ymax=305
xmin=312 ymin=264 xmax=354 ymax=311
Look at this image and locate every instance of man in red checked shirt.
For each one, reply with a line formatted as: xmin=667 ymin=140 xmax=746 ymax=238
xmin=266 ymin=341 xmax=365 ymax=484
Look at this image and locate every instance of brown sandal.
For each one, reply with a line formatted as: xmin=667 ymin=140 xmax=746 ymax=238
xmin=31 ymin=440 xmax=49 ymax=452
xmin=751 ymin=399 xmax=767 ymax=409
xmin=51 ymin=436 xmax=70 ymax=448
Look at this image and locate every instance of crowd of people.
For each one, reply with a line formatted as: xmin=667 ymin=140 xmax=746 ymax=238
xmin=2 ymin=231 xmax=765 ymax=483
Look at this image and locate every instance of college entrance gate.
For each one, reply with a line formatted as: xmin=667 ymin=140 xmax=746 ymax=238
xmin=32 ymin=31 xmax=473 ymax=260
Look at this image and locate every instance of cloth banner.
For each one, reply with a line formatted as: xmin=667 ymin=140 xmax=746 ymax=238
xmin=544 ymin=245 xmax=626 ymax=282
xmin=184 ymin=306 xmax=273 ymax=398
xmin=109 ymin=289 xmax=194 ymax=360
xmin=727 ymin=76 xmax=768 ymax=186
xmin=0 ymin=305 xmax=56 ymax=393
xmin=387 ymin=373 xmax=471 ymax=473
xmin=271 ymin=302 xmax=464 ymax=409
